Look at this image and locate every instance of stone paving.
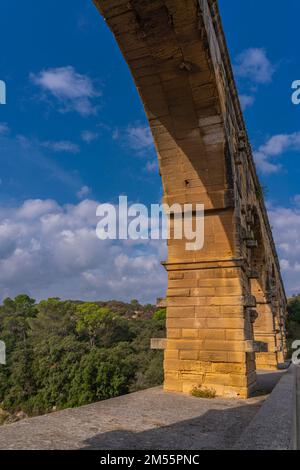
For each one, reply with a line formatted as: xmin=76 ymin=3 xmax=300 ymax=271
xmin=0 ymin=370 xmax=284 ymax=450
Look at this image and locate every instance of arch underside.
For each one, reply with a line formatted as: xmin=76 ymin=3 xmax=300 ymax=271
xmin=94 ymin=0 xmax=287 ymax=397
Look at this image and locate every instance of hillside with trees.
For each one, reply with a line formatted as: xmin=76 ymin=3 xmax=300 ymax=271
xmin=0 ymin=296 xmax=165 ymax=424
xmin=1 ymin=293 xmax=300 ymax=425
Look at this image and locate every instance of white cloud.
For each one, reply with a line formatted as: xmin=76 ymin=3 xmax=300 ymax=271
xmin=126 ymin=125 xmax=153 ymax=151
xmin=112 ymin=128 xmax=119 ymax=141
xmin=0 ymin=199 xmax=167 ymax=303
xmin=2 ymin=197 xmax=300 ymax=301
xmin=0 ymin=123 xmax=9 ymax=135
xmin=41 ymin=140 xmax=80 ymax=154
xmin=81 ymin=130 xmax=99 ymax=143
xmin=269 ymin=204 xmax=300 ymax=295
xmin=16 ymin=199 xmax=61 ymax=219
xmin=239 ymin=94 xmax=255 ymax=111
xmin=76 ymin=186 xmax=91 ymax=199
xmin=145 ymin=160 xmax=158 ymax=173
xmin=254 ymin=152 xmax=282 ymax=175
xmin=30 ymin=66 xmax=101 ymax=116
xmin=254 ymin=132 xmax=300 ymax=174
xmin=234 ymin=48 xmax=275 ymax=84
xmin=112 ymin=124 xmax=155 ymax=158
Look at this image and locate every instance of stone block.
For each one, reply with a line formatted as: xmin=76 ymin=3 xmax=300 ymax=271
xmin=151 ymin=338 xmax=167 ymax=350
xmin=167 ymin=339 xmax=205 ymax=351
xmin=164 ymin=350 xmax=179 ymax=359
xmin=179 ymin=350 xmax=199 ymax=360
xmin=198 ymin=329 xmax=226 ymax=340
xmin=167 ymin=288 xmax=190 ymax=297
xmin=167 ymin=328 xmax=182 ymax=339
xmin=212 ymin=362 xmax=247 ymax=374
xmin=167 ymin=318 xmax=201 ymax=329
xmin=182 ymin=329 xmax=199 ymax=338
xmin=206 ymin=318 xmax=245 ymax=329
xmin=198 ymin=351 xmax=229 ymax=362
xmin=167 ymin=307 xmax=195 ymax=318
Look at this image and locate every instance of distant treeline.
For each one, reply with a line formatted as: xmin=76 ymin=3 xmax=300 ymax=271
xmin=0 ymin=296 xmax=165 ymax=421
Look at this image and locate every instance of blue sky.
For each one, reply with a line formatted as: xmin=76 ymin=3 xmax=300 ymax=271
xmin=0 ymin=0 xmax=300 ymax=302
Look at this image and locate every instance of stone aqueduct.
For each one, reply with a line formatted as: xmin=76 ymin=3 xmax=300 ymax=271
xmin=94 ymin=0 xmax=287 ymax=398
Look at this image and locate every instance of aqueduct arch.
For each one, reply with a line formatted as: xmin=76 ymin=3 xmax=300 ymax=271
xmin=94 ymin=0 xmax=287 ymax=398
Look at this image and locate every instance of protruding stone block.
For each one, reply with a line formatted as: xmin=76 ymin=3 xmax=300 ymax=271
xmin=150 ymin=338 xmax=167 ymax=350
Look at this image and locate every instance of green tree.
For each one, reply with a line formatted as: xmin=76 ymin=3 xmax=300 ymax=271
xmin=75 ymin=303 xmax=133 ymax=348
xmin=0 ymin=297 xmax=166 ymax=421
xmin=288 ymin=295 xmax=300 ymax=323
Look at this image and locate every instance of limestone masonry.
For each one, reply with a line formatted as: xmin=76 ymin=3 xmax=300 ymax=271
xmin=94 ymin=0 xmax=288 ymax=398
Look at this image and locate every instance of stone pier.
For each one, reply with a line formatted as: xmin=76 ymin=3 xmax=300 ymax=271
xmin=94 ymin=0 xmax=287 ymax=397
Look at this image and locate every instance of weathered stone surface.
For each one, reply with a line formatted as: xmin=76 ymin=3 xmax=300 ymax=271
xmin=0 ymin=371 xmax=286 ymax=450
xmin=234 ymin=367 xmax=296 ymax=450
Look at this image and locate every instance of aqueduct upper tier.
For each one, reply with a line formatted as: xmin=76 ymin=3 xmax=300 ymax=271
xmin=94 ymin=0 xmax=287 ymax=398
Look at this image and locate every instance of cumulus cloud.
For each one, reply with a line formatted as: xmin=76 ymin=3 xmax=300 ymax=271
xmin=30 ymin=66 xmax=101 ymax=116
xmin=112 ymin=128 xmax=119 ymax=141
xmin=234 ymin=48 xmax=275 ymax=84
xmin=113 ymin=124 xmax=154 ymax=153
xmin=112 ymin=124 xmax=155 ymax=161
xmin=239 ymin=94 xmax=255 ymax=111
xmin=254 ymin=132 xmax=300 ymax=174
xmin=1 ymin=197 xmax=299 ymax=301
xmin=0 ymin=199 xmax=167 ymax=303
xmin=81 ymin=130 xmax=99 ymax=143
xmin=0 ymin=123 xmax=9 ymax=135
xmin=145 ymin=160 xmax=158 ymax=173
xmin=234 ymin=48 xmax=275 ymax=110
xmin=41 ymin=140 xmax=80 ymax=154
xmin=126 ymin=125 xmax=154 ymax=151
xmin=269 ymin=204 xmax=300 ymax=295
xmin=76 ymin=186 xmax=91 ymax=199
xmin=293 ymin=195 xmax=300 ymax=206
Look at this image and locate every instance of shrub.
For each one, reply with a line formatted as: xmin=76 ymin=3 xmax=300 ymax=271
xmin=191 ymin=386 xmax=216 ymax=399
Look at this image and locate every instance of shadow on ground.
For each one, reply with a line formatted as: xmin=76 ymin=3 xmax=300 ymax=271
xmin=254 ymin=370 xmax=286 ymax=396
xmin=81 ymin=404 xmax=261 ymax=450
xmin=81 ymin=371 xmax=285 ymax=450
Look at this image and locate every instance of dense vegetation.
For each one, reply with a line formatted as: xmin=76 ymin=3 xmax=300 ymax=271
xmin=1 ymin=293 xmax=299 ymax=423
xmin=0 ymin=295 xmax=165 ymax=421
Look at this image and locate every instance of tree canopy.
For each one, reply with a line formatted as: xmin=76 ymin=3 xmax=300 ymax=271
xmin=0 ymin=296 xmax=165 ymax=419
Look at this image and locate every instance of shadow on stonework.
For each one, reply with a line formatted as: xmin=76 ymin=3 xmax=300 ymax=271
xmin=253 ymin=370 xmax=286 ymax=397
xmin=80 ymin=371 xmax=286 ymax=451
